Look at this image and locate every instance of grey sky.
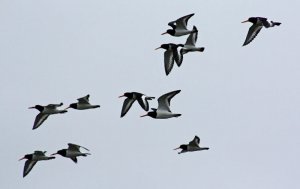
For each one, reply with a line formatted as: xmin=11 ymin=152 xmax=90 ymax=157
xmin=1 ymin=0 xmax=299 ymax=188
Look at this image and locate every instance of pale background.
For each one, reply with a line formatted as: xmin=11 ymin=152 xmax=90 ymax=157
xmin=1 ymin=0 xmax=299 ymax=188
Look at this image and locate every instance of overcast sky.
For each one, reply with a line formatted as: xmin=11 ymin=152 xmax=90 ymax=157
xmin=1 ymin=0 xmax=300 ymax=188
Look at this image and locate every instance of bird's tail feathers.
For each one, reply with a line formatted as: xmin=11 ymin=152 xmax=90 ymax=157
xmin=60 ymin=110 xmax=68 ymax=114
xmin=272 ymin=21 xmax=281 ymax=26
xmin=174 ymin=114 xmax=182 ymax=117
xmin=198 ymin=47 xmax=205 ymax=52
xmin=146 ymin=97 xmax=155 ymax=100
xmin=82 ymin=153 xmax=91 ymax=156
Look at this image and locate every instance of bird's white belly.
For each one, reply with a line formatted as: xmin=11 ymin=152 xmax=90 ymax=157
xmin=183 ymin=45 xmax=199 ymax=51
xmin=43 ymin=108 xmax=62 ymax=114
xmin=156 ymin=111 xmax=174 ymax=119
xmin=175 ymin=30 xmax=192 ymax=36
xmin=77 ymin=104 xmax=92 ymax=110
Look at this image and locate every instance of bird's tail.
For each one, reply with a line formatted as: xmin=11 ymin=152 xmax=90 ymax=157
xmin=82 ymin=153 xmax=91 ymax=156
xmin=60 ymin=110 xmax=68 ymax=114
xmin=272 ymin=21 xmax=281 ymax=26
xmin=146 ymin=96 xmax=155 ymax=100
xmin=174 ymin=114 xmax=182 ymax=118
xmin=47 ymin=156 xmax=56 ymax=160
xmin=198 ymin=47 xmax=205 ymax=52
xmin=202 ymin=147 xmax=209 ymax=150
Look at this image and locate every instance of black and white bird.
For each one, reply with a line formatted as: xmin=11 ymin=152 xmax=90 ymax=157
xmin=66 ymin=94 xmax=100 ymax=110
xmin=242 ymin=17 xmax=281 ymax=46
xmin=51 ymin=143 xmax=90 ymax=163
xmin=29 ymin=103 xmax=67 ymax=130
xmin=140 ymin=90 xmax=181 ymax=119
xmin=174 ymin=136 xmax=209 ymax=154
xmin=19 ymin=151 xmax=55 ymax=177
xmin=162 ymin=13 xmax=197 ymax=37
xmin=119 ymin=92 xmax=155 ymax=117
xmin=177 ymin=26 xmax=205 ymax=67
xmin=155 ymin=43 xmax=184 ymax=75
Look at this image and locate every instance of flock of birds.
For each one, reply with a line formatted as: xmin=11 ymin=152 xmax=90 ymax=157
xmin=19 ymin=13 xmax=281 ymax=178
xmin=156 ymin=14 xmax=281 ymax=75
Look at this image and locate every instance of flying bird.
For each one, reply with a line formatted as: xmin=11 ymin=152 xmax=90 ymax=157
xmin=162 ymin=13 xmax=197 ymax=37
xmin=29 ymin=103 xmax=67 ymax=130
xmin=177 ymin=26 xmax=205 ymax=67
xmin=51 ymin=143 xmax=90 ymax=163
xmin=66 ymin=94 xmax=100 ymax=110
xmin=119 ymin=92 xmax=155 ymax=117
xmin=155 ymin=43 xmax=183 ymax=75
xmin=242 ymin=17 xmax=281 ymax=46
xmin=140 ymin=90 xmax=181 ymax=119
xmin=174 ymin=136 xmax=209 ymax=154
xmin=19 ymin=151 xmax=55 ymax=177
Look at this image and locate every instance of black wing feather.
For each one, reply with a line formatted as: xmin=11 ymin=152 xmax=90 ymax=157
xmin=243 ymin=24 xmax=263 ymax=46
xmin=23 ymin=160 xmax=37 ymax=177
xmin=121 ymin=98 xmax=136 ymax=117
xmin=164 ymin=49 xmax=175 ymax=76
xmin=32 ymin=113 xmax=49 ymax=130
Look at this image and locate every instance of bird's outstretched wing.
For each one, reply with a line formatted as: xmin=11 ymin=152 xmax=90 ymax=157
xmin=157 ymin=90 xmax=181 ymax=112
xmin=175 ymin=13 xmax=195 ymax=30
xmin=173 ymin=45 xmax=183 ymax=67
xmin=188 ymin=136 xmax=200 ymax=147
xmin=121 ymin=98 xmax=136 ymax=117
xmin=164 ymin=49 xmax=175 ymax=76
xmin=23 ymin=160 xmax=37 ymax=177
xmin=137 ymin=96 xmax=153 ymax=111
xmin=68 ymin=143 xmax=89 ymax=152
xmin=185 ymin=26 xmax=198 ymax=46
xmin=32 ymin=113 xmax=49 ymax=130
xmin=71 ymin=157 xmax=78 ymax=163
xmin=77 ymin=95 xmax=90 ymax=104
xmin=243 ymin=24 xmax=263 ymax=46
xmin=176 ymin=49 xmax=184 ymax=67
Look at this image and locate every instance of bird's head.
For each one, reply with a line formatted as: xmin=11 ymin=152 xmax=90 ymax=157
xmin=66 ymin=103 xmax=77 ymax=109
xmin=155 ymin=44 xmax=169 ymax=50
xmin=140 ymin=111 xmax=157 ymax=118
xmin=174 ymin=145 xmax=187 ymax=151
xmin=18 ymin=154 xmax=32 ymax=161
xmin=161 ymin=29 xmax=175 ymax=36
xmin=242 ymin=17 xmax=257 ymax=24
xmin=51 ymin=149 xmax=65 ymax=156
xmin=28 ymin=105 xmax=44 ymax=112
xmin=119 ymin=92 xmax=132 ymax=98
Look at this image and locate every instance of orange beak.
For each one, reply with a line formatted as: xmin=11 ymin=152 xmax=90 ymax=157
xmin=18 ymin=157 xmax=25 ymax=161
xmin=155 ymin=47 xmax=161 ymax=50
xmin=173 ymin=147 xmax=180 ymax=150
xmin=241 ymin=20 xmax=249 ymax=23
xmin=161 ymin=32 xmax=167 ymax=35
